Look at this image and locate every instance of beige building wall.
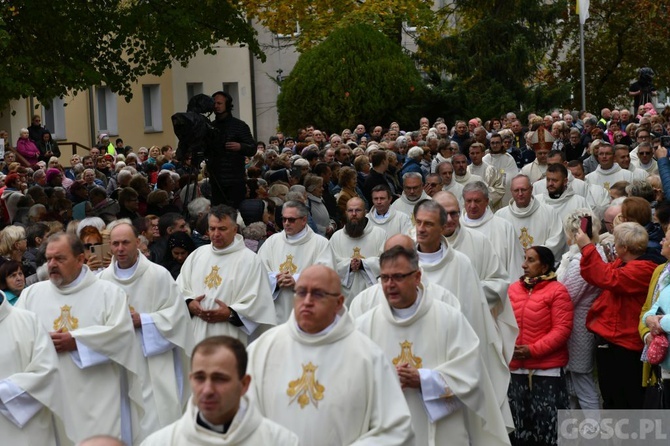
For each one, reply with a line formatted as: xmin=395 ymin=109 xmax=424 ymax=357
xmin=171 ymin=45 xmax=255 ymax=136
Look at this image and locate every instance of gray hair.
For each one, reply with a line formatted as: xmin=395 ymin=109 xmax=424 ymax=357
xmin=407 ymin=147 xmax=423 ymax=160
xmin=613 ymin=222 xmax=648 ymax=256
xmin=380 ymin=245 xmax=419 ymax=271
xmin=76 ymin=217 xmax=106 ymax=237
xmin=303 ymin=174 xmax=323 ymax=194
xmin=413 ymin=199 xmax=448 ymax=225
xmin=462 ymin=181 xmax=489 ymax=200
xmin=402 ymin=171 xmax=423 ymax=184
xmin=563 ymin=208 xmax=600 ymax=244
xmin=187 ymin=197 xmax=211 ymax=218
xmin=283 ymin=200 xmax=309 ymax=218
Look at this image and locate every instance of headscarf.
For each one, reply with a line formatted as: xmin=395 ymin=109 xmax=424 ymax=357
xmin=168 ymin=231 xmax=195 ymax=255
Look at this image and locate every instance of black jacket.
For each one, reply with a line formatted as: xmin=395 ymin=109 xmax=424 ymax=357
xmin=208 ymin=114 xmax=255 ymax=183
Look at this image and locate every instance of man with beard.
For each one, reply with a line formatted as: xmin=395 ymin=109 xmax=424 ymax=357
xmin=329 ymin=197 xmax=387 ymax=305
xmin=367 ymin=185 xmax=413 ymax=237
xmin=468 ymin=141 xmax=505 ymax=208
xmin=257 ymin=201 xmax=335 ymax=324
xmin=452 ymin=153 xmax=483 ymax=186
xmin=535 ymin=164 xmax=589 ymax=221
xmin=16 ymin=233 xmax=144 ymax=445
xmin=461 ymin=181 xmax=524 ymax=279
xmin=390 ymin=172 xmax=430 ymax=217
xmin=355 ymin=246 xmax=510 ymax=446
xmin=412 ymin=199 xmax=514 ymax=432
xmin=495 ymin=175 xmax=566 ymax=259
xmin=585 ymin=142 xmax=632 ymax=191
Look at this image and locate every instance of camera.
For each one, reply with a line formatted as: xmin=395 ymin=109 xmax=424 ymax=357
xmin=661 ymin=136 xmax=670 ymax=149
xmin=171 ymin=94 xmax=226 ymax=167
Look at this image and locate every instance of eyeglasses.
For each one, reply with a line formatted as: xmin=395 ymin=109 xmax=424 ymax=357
xmin=426 ymin=182 xmax=441 ymax=187
xmin=637 ymin=134 xmax=650 ymax=139
xmin=638 ymin=151 xmax=653 ymax=156
xmin=378 ymin=270 xmax=417 ymax=283
xmin=446 ymin=210 xmax=460 ymax=219
xmin=282 ymin=216 xmax=304 ymax=223
xmin=294 ymin=289 xmax=340 ymax=300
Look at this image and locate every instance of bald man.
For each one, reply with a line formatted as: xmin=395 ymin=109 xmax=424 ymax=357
xmin=329 ymin=197 xmax=387 ymax=305
xmin=77 ymin=435 xmax=126 ymax=446
xmin=247 ymin=265 xmax=414 ymax=445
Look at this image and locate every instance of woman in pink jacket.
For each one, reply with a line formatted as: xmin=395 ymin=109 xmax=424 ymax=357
xmin=15 ymin=128 xmax=40 ymax=166
xmin=508 ymin=245 xmax=574 ymax=446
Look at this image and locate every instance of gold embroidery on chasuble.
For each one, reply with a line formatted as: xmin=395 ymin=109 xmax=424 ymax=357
xmin=287 ymin=362 xmax=325 ymax=409
xmin=53 ymin=305 xmax=79 ymax=332
xmin=603 ymin=182 xmax=610 ymax=191
xmin=279 ymin=254 xmax=298 ymax=275
xmin=351 ymin=247 xmax=365 ymax=260
xmin=128 ymin=305 xmax=135 ymax=313
xmin=392 ymin=340 xmax=423 ymax=369
xmin=519 ymin=227 xmax=534 ymax=249
xmin=204 ymin=266 xmax=223 ymax=289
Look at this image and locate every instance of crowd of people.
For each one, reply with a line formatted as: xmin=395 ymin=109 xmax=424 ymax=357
xmin=5 ymin=99 xmax=670 ymax=446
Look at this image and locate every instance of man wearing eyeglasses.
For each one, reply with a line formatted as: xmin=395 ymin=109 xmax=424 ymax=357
xmin=257 ymin=201 xmax=335 ymax=324
xmin=247 ymin=264 xmax=414 ymax=446
xmin=329 ymin=197 xmax=386 ymax=306
xmin=630 ymin=141 xmax=658 ymax=175
xmin=391 ymin=172 xmax=430 ymax=217
xmin=356 ymin=246 xmax=510 ymax=446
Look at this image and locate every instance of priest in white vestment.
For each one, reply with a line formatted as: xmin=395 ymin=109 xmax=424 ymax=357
xmin=100 ymin=220 xmax=194 ymax=436
xmin=461 ymin=181 xmax=524 ymax=278
xmin=356 ymin=246 xmax=510 ymax=446
xmin=535 ymin=164 xmax=590 ymax=221
xmin=585 ymin=142 xmax=632 ymax=191
xmin=390 ymin=172 xmax=430 ymax=217
xmin=630 ymin=142 xmax=658 ymax=175
xmin=615 ymin=145 xmax=649 ymax=181
xmin=366 ymin=185 xmax=413 ymax=238
xmin=177 ymin=205 xmax=276 ymax=345
xmin=468 ymin=142 xmax=505 ymax=207
xmin=482 ymin=135 xmax=520 ymax=211
xmin=0 ymin=292 xmax=64 ymax=446
xmin=329 ymin=197 xmax=387 ymax=305
xmin=16 ymin=233 xmax=144 ymax=446
xmin=258 ymin=200 xmax=335 ymax=324
xmin=452 ymin=153 xmax=484 ymax=186
xmin=141 ymin=336 xmax=299 ymax=446
xmin=247 ymin=265 xmax=415 ymax=446
xmin=496 ymin=175 xmax=566 ymax=259
xmin=436 ymin=160 xmax=464 ymax=208
xmin=413 ymin=199 xmax=514 ymax=431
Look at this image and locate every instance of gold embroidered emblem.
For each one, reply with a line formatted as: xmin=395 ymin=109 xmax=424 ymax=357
xmin=351 ymin=247 xmax=365 ymax=259
xmin=204 ymin=266 xmax=223 ymax=289
xmin=129 ymin=305 xmax=135 ymax=313
xmin=603 ymin=182 xmax=610 ymax=191
xmin=53 ymin=305 xmax=79 ymax=332
xmin=287 ymin=362 xmax=325 ymax=409
xmin=279 ymin=254 xmax=298 ymax=275
xmin=392 ymin=340 xmax=423 ymax=368
xmin=519 ymin=227 xmax=534 ymax=249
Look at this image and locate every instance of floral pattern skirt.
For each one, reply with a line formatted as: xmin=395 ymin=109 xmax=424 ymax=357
xmin=508 ymin=372 xmax=569 ymax=446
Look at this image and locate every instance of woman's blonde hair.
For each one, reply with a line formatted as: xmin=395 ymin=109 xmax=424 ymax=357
xmin=0 ymin=226 xmax=25 ymax=256
xmin=613 ymin=222 xmax=648 ymax=256
xmin=563 ymin=208 xmax=601 ymax=244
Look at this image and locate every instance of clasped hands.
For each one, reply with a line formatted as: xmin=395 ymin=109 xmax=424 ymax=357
xmin=188 ymin=295 xmax=231 ymax=323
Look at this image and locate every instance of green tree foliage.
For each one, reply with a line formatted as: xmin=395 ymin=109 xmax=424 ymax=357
xmin=550 ymin=0 xmax=670 ymax=112
xmin=0 ymin=0 xmax=263 ymax=106
xmin=277 ymin=24 xmax=425 ymax=135
xmin=416 ymin=0 xmax=570 ymax=121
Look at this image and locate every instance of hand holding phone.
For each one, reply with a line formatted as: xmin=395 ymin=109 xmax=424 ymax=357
xmin=580 ymin=216 xmax=593 ymax=239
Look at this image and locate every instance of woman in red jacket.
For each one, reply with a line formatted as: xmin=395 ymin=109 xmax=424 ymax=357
xmin=508 ymin=245 xmax=573 ymax=446
xmin=576 ymin=221 xmax=663 ymax=409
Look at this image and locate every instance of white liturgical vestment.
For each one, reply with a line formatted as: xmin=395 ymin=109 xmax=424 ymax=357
xmin=535 ymin=190 xmax=590 ymax=222
xmin=520 ymin=159 xmax=547 ymax=184
xmin=100 ymin=252 xmax=194 ymax=435
xmin=468 ymin=162 xmax=505 ymax=207
xmin=417 ymin=239 xmax=513 ymax=431
xmin=390 ymin=191 xmax=430 ymax=217
xmin=349 ymin=281 xmax=460 ymax=319
xmin=454 ymin=171 xmax=484 ymax=186
xmin=329 ymin=223 xmax=386 ymax=305
xmin=16 ymin=266 xmax=144 ymax=446
xmin=140 ymin=395 xmax=299 ymax=446
xmin=483 ymin=152 xmax=519 ymax=210
xmin=585 ymin=163 xmax=632 ymax=191
xmin=442 ymin=181 xmax=465 ymax=208
xmin=0 ymin=295 xmax=63 ymax=446
xmin=367 ymin=208 xmax=413 ymax=238
xmin=462 ymin=208 xmax=524 ymax=279
xmin=257 ymin=226 xmax=335 ymax=324
xmin=247 ymin=308 xmax=415 ymax=446
xmin=356 ymin=292 xmax=511 ymax=446
xmin=177 ymin=234 xmax=276 ymax=345
xmin=533 ymin=171 xmax=589 ymax=198
xmin=495 ymin=197 xmax=566 ymax=260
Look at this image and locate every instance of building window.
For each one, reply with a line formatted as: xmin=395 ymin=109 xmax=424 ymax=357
xmin=143 ymin=84 xmax=162 ymax=132
xmin=42 ymin=97 xmax=66 ymax=140
xmin=96 ymin=86 xmax=118 ymax=135
xmin=187 ymin=83 xmax=204 ymax=102
xmin=222 ymin=83 xmax=239 ymax=119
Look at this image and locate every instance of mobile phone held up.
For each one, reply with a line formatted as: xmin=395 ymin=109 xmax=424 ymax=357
xmin=580 ymin=216 xmax=593 ymax=239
